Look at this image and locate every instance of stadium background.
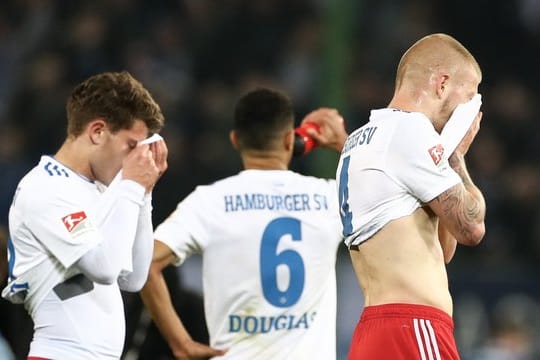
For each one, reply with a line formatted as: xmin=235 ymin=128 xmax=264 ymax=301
xmin=0 ymin=0 xmax=539 ymax=359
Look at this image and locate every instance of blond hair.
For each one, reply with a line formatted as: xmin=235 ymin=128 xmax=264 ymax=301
xmin=395 ymin=33 xmax=481 ymax=90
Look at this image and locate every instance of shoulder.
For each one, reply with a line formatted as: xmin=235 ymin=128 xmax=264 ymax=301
xmin=15 ymin=157 xmax=89 ymax=209
xmin=391 ymin=112 xmax=440 ymax=151
xmin=394 ymin=111 xmax=436 ymax=134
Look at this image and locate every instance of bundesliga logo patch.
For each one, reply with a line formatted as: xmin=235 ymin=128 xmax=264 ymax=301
xmin=62 ymin=211 xmax=87 ymax=232
xmin=428 ymin=144 xmax=444 ymax=165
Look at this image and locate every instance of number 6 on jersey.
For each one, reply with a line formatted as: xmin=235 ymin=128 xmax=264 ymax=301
xmin=259 ymin=217 xmax=305 ymax=307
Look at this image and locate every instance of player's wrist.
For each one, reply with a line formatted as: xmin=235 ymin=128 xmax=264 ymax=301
xmin=119 ymin=179 xmax=146 ymax=205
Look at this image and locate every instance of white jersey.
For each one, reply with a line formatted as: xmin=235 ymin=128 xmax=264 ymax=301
xmin=336 ymin=109 xmax=461 ymax=247
xmin=154 ymin=169 xmax=342 ymax=359
xmin=2 ymin=156 xmax=144 ymax=359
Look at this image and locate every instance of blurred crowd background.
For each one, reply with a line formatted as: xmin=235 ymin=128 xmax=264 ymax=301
xmin=1 ymin=0 xmax=540 ymax=359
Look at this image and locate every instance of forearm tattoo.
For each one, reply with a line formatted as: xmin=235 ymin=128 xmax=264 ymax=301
xmin=439 ymin=153 xmax=486 ymax=241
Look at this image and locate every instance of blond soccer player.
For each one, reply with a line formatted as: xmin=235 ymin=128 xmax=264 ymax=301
xmin=337 ymin=33 xmax=486 ymax=359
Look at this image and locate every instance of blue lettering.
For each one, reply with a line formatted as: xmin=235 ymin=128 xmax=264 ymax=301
xmin=227 ymin=312 xmax=317 ymax=334
xmin=284 ymin=195 xmax=293 ymax=211
xmin=314 ymin=194 xmax=328 ymax=210
xmin=245 ymin=316 xmax=258 ymax=334
xmin=244 ymin=194 xmax=255 ymax=210
xmin=224 ymin=193 xmax=321 ymax=212
xmin=287 ymin=315 xmax=295 ymax=330
xmin=295 ymin=312 xmax=309 ymax=329
xmin=301 ymin=194 xmax=310 ymax=210
xmin=229 ymin=315 xmax=241 ymax=332
xmin=224 ymin=195 xmax=235 ymax=212
xmin=266 ymin=195 xmax=275 ymax=210
xmin=275 ymin=196 xmax=284 ymax=210
xmin=235 ymin=195 xmax=244 ymax=211
xmin=359 ymin=126 xmax=377 ymax=145
xmin=256 ymin=194 xmax=265 ymax=209
xmin=342 ymin=126 xmax=378 ymax=153
xmin=260 ymin=316 xmax=274 ymax=333
xmin=275 ymin=315 xmax=288 ymax=330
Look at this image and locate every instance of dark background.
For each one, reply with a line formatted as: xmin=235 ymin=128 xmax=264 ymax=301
xmin=0 ymin=1 xmax=539 ymax=359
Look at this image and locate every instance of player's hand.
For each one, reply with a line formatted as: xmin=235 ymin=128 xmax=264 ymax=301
xmin=122 ymin=144 xmax=160 ymax=192
xmin=149 ymin=138 xmax=168 ymax=178
xmin=173 ymin=339 xmax=227 ymax=360
xmin=301 ymin=108 xmax=348 ymax=152
xmin=454 ymin=111 xmax=482 ymax=156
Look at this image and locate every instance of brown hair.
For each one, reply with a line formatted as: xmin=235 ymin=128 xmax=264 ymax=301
xmin=66 ymin=71 xmax=164 ymax=136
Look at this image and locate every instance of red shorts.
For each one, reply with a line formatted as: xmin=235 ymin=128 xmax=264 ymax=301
xmin=348 ymin=303 xmax=460 ymax=360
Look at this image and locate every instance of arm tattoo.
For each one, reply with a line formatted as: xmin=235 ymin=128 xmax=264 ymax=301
xmin=438 ymin=153 xmax=486 ymax=242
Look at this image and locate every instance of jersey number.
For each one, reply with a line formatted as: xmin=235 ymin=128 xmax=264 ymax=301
xmin=338 ymin=155 xmax=353 ymax=236
xmin=259 ymin=217 xmax=305 ymax=307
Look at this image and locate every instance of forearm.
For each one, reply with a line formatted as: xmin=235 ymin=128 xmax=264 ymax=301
xmin=440 ymin=153 xmax=486 ymax=245
xmin=140 ymin=265 xmax=193 ymax=354
xmin=118 ymin=194 xmax=154 ymax=291
xmin=76 ymin=181 xmax=144 ymax=283
xmin=448 ymin=153 xmax=486 ymax=220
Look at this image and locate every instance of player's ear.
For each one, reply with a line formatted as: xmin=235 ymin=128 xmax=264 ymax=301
xmin=229 ymin=130 xmax=239 ymax=150
xmin=435 ymin=73 xmax=450 ymax=99
xmin=88 ymin=119 xmax=107 ymax=145
xmin=284 ymin=129 xmax=294 ymax=152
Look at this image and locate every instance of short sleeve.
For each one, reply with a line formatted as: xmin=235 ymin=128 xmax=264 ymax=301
xmin=22 ymin=187 xmax=102 ymax=269
xmin=153 ymin=188 xmax=208 ymax=266
xmin=390 ymin=116 xmax=461 ymax=203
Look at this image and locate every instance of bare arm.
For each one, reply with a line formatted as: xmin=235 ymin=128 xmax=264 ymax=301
xmin=140 ymin=240 xmax=226 ymax=360
xmin=429 ymin=151 xmax=486 ymax=247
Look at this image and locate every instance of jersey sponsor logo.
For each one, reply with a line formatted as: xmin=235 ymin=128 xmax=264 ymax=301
xmin=62 ymin=211 xmax=87 ymax=232
xmin=228 ymin=311 xmax=317 ymax=334
xmin=428 ymin=144 xmax=445 ymax=165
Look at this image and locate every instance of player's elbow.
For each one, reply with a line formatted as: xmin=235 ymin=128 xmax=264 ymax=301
xmin=86 ymin=270 xmax=117 ymax=285
xmin=461 ymin=222 xmax=485 ymax=246
xmin=76 ymin=257 xmax=119 ymax=285
xmin=120 ymin=261 xmax=153 ymax=293
xmin=119 ymin=274 xmax=148 ymax=292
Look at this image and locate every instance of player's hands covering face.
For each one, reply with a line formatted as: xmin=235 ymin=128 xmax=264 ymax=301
xmin=123 ymin=138 xmax=168 ymax=192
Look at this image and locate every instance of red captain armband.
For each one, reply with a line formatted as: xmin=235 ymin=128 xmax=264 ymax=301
xmin=293 ymin=122 xmax=320 ymax=157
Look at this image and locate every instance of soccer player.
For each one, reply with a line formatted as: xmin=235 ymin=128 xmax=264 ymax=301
xmin=140 ymin=88 xmax=348 ymax=359
xmin=2 ymin=71 xmax=168 ymax=359
xmin=337 ymin=33 xmax=486 ymax=359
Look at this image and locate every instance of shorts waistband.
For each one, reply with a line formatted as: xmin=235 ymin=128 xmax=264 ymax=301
xmin=360 ymin=303 xmax=454 ymax=329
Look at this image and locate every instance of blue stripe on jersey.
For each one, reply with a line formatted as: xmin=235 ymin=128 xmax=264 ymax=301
xmin=44 ymin=161 xmax=69 ymax=177
xmin=7 ymin=236 xmax=29 ymax=294
xmin=338 ymin=156 xmax=353 ymax=236
xmin=7 ymin=236 xmax=17 ymax=282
